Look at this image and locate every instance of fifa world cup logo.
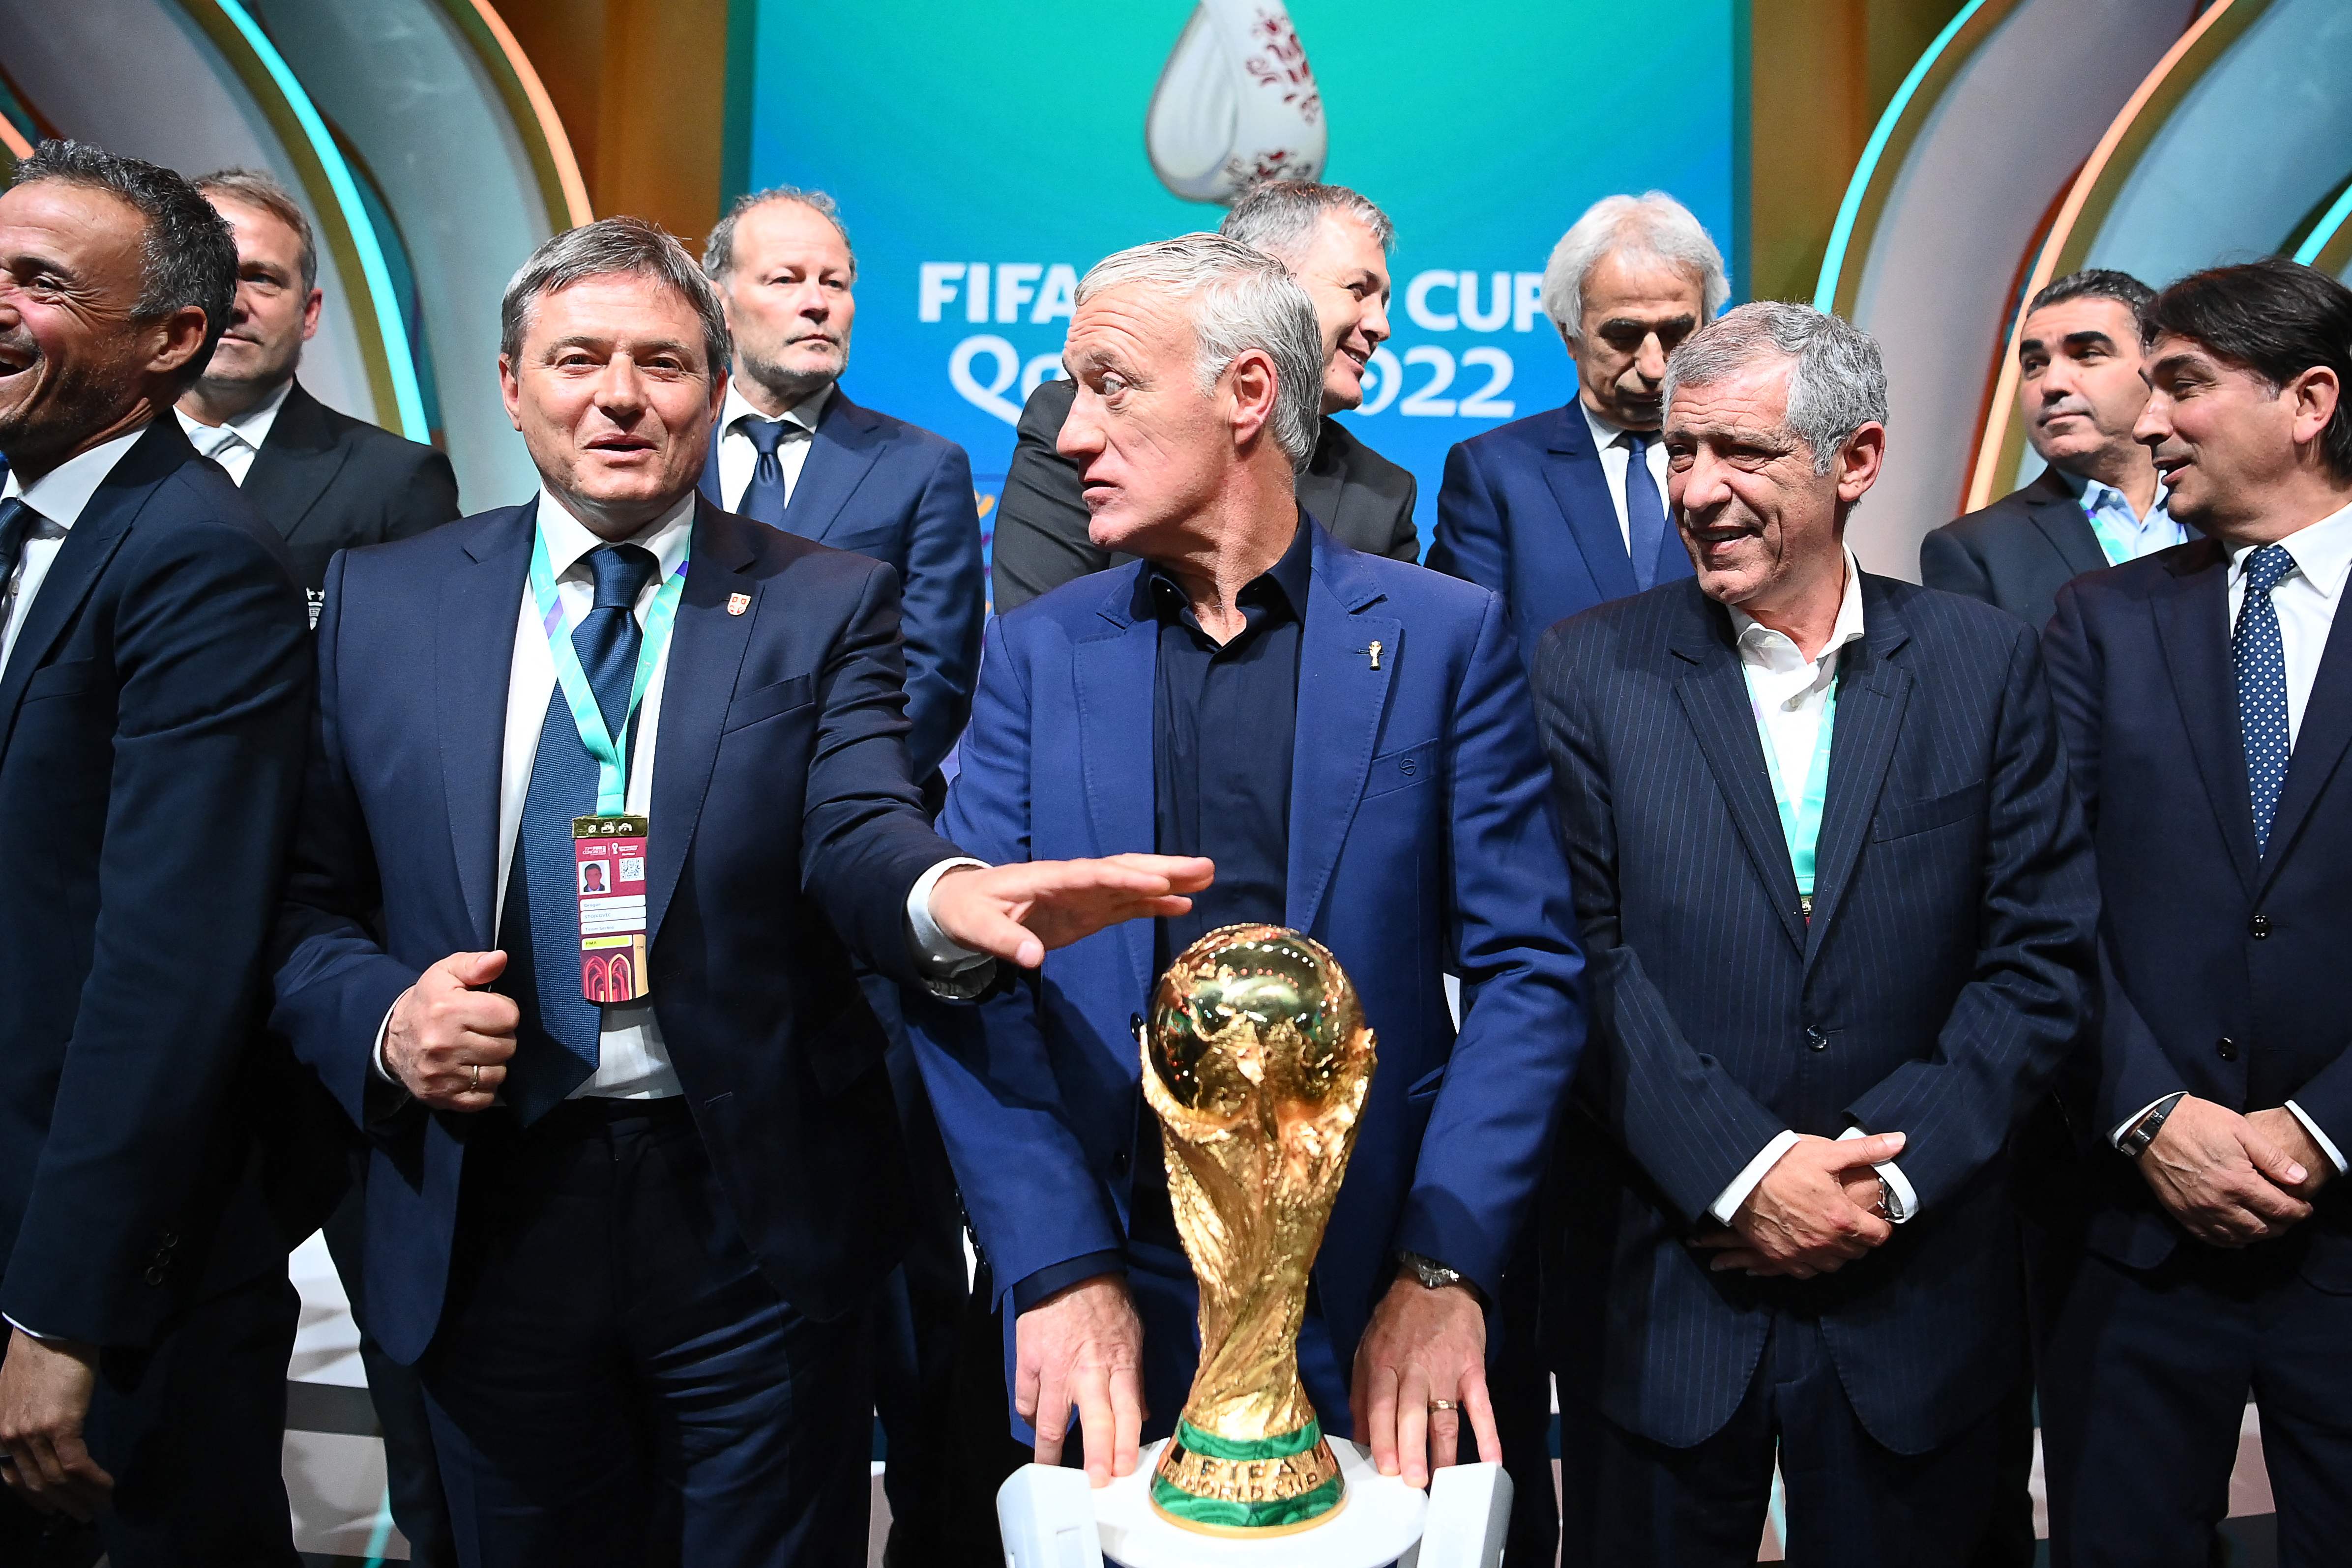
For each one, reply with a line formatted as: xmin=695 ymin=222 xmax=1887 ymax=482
xmin=1139 ymin=924 xmax=1375 ymax=1535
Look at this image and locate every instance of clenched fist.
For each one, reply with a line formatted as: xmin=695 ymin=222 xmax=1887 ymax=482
xmin=385 ymin=951 xmax=520 ymax=1110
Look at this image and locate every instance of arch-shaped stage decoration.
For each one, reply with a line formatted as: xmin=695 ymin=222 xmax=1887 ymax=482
xmin=1810 ymin=0 xmax=2195 ymax=578
xmin=1968 ymin=0 xmax=2352 ymax=510
xmin=2295 ymin=179 xmax=2352 ymax=279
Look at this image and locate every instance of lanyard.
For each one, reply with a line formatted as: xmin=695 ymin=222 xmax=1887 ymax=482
xmin=1758 ymin=671 xmax=1839 ymax=900
xmin=527 ymin=527 xmax=689 ymax=815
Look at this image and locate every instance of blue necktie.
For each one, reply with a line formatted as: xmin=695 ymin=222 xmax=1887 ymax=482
xmin=735 ymin=416 xmax=795 ymax=528
xmin=2234 ymin=543 xmax=2295 ymax=858
xmin=498 ymin=543 xmax=658 ymax=1122
xmin=1620 ymin=431 xmax=1668 ymax=591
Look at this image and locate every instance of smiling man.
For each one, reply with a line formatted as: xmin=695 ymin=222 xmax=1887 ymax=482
xmin=0 ymin=142 xmax=311 ymax=1566
xmin=267 ymin=216 xmax=1209 ymax=1567
xmin=1430 ymin=191 xmax=1727 ymax=670
xmin=991 ymin=181 xmax=1422 ymax=612
xmin=1529 ymin=301 xmax=2096 ymax=1567
xmin=177 ymin=171 xmax=459 ymax=617
xmin=1923 ymin=270 xmax=2178 ymax=631
xmin=2038 ymin=259 xmax=2352 ymax=1568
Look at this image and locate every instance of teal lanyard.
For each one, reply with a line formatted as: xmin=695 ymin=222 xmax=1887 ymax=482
xmin=2081 ymin=499 xmax=2137 ymax=568
xmin=527 ymin=527 xmax=689 ymax=815
xmin=1758 ymin=674 xmax=1839 ymax=899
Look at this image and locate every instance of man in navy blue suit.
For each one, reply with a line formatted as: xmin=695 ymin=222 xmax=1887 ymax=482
xmin=269 ymin=217 xmax=1206 ymax=1567
xmin=0 ymin=143 xmax=310 ymax=1566
xmin=1429 ymin=191 xmax=1726 ymax=669
xmin=698 ymin=186 xmax=982 ymax=794
xmin=907 ymin=234 xmax=1585 ymax=1499
xmin=1531 ymin=302 xmax=2097 ymax=1566
xmin=2039 ymin=260 xmax=2352 ymax=1568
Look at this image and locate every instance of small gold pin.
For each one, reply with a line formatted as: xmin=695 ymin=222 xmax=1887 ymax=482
xmin=727 ymin=592 xmax=750 ymax=617
xmin=1366 ymin=639 xmax=1383 ymax=670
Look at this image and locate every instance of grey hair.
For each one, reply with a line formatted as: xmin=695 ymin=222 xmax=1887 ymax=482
xmin=15 ymin=140 xmax=238 ymax=390
xmin=702 ymin=187 xmax=855 ymax=282
xmin=1541 ymin=191 xmax=1729 ymax=341
xmin=195 ymin=168 xmax=317 ymax=293
xmin=1220 ymin=179 xmax=1395 ymax=261
xmin=1663 ymin=301 xmax=1888 ymax=476
xmin=502 ymin=216 xmax=733 ymax=375
xmin=1076 ymin=233 xmax=1323 ymax=472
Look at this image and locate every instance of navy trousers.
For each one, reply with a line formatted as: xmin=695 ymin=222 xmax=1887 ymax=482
xmin=1586 ymin=1311 xmax=2001 ymax=1568
xmin=2041 ymin=1239 xmax=2352 ymax=1568
xmin=418 ymin=1099 xmax=870 ymax=1568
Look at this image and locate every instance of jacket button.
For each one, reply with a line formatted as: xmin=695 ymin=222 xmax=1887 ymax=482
xmin=143 ymin=1264 xmax=168 ymax=1286
xmin=1806 ymin=1027 xmax=1828 ymax=1052
xmin=2249 ymin=913 xmax=2271 ymax=939
xmin=2217 ymin=1037 xmax=2240 ymax=1062
xmin=1111 ymin=1149 xmax=1129 ymax=1175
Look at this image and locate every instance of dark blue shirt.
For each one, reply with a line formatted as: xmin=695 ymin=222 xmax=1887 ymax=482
xmin=1011 ymin=517 xmax=1313 ymax=1311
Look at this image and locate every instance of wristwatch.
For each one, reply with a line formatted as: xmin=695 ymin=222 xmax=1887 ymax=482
xmin=2119 ymin=1091 xmax=2188 ymax=1158
xmin=1398 ymin=1251 xmax=1484 ymax=1305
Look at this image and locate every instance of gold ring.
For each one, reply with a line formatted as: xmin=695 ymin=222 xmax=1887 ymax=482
xmin=1428 ymin=1398 xmax=1458 ymax=1413
xmin=470 ymin=1063 xmax=482 ymax=1091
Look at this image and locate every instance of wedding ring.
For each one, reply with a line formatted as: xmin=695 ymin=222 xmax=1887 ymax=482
xmin=469 ymin=1063 xmax=482 ymax=1091
xmin=1428 ymin=1398 xmax=1459 ymax=1413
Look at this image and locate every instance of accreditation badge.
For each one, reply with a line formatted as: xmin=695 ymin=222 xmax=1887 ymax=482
xmin=573 ymin=814 xmax=651 ymax=1003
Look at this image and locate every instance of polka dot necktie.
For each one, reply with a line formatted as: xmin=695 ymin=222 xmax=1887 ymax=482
xmin=2234 ymin=543 xmax=2295 ymax=858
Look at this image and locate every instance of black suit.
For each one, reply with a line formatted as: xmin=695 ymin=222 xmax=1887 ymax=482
xmin=1532 ymin=574 xmax=2097 ymax=1565
xmin=988 ymin=375 xmax=1419 ymax=612
xmin=2040 ymin=538 xmax=2352 ymax=1567
xmin=0 ymin=419 xmax=312 ymax=1565
xmin=1920 ymin=468 xmax=2106 ymax=631
xmin=236 ymin=379 xmax=460 ymax=594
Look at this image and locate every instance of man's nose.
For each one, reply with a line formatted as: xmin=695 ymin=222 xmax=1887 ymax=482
xmin=1057 ymin=393 xmax=1106 ymax=460
xmin=1359 ymin=296 xmax=1390 ymax=347
xmin=1635 ymin=334 xmax=1670 ymax=384
xmin=2132 ymin=394 xmax=2170 ymax=447
xmin=594 ymin=356 xmax=650 ymax=413
xmin=1674 ymin=451 xmax=1728 ymax=513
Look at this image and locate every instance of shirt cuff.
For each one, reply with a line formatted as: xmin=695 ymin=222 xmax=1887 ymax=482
xmin=1010 ymin=1252 xmax=1126 ymax=1315
xmin=373 ymin=1000 xmax=400 ymax=1083
xmin=2285 ymin=1101 xmax=2350 ymax=1175
xmin=1707 ymin=1130 xmax=1801 ymax=1226
xmin=3 ymin=1314 xmax=53 ymax=1342
xmin=1838 ymin=1124 xmax=1915 ymax=1223
xmin=905 ymin=857 xmax=997 ymax=998
xmin=2110 ymin=1096 xmax=2176 ymax=1152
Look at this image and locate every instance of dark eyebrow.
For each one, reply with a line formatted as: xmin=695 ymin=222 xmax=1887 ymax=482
xmin=1600 ymin=313 xmax=1698 ymax=336
xmin=2061 ymin=330 xmax=2117 ymax=353
xmin=544 ymin=334 xmax=696 ymax=358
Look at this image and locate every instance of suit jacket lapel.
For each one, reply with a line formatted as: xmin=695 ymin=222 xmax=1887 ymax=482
xmin=1287 ymin=530 xmax=1398 ymax=936
xmin=1802 ymin=580 xmax=1913 ymax=965
xmin=2256 ymin=586 xmax=2352 ymax=891
xmin=2151 ymin=544 xmax=2257 ymax=891
xmin=438 ymin=505 xmax=533 ymax=946
xmin=1074 ymin=571 xmax=1159 ymax=1005
xmin=647 ymin=499 xmax=759 ymax=942
xmin=2023 ymin=469 xmax=2108 ymax=580
xmin=242 ymin=383 xmax=349 ymax=545
xmin=1542 ymin=405 xmax=1638 ymax=603
xmin=1296 ymin=420 xmax=1349 ymax=545
xmin=780 ymin=390 xmax=883 ymax=544
xmin=1670 ymin=593 xmax=1806 ymax=954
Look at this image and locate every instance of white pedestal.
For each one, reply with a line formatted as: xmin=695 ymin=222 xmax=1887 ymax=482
xmin=997 ymin=1439 xmax=1511 ymax=1568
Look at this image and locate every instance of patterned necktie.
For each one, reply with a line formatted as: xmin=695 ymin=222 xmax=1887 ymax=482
xmin=498 ymin=543 xmax=659 ymax=1121
xmin=1620 ymin=431 xmax=1669 ymax=591
xmin=2234 ymin=543 xmax=2296 ymax=858
xmin=735 ymin=415 xmax=798 ymax=528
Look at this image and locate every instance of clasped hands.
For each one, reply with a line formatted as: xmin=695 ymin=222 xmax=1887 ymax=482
xmin=382 ymin=853 xmax=1213 ymax=1110
xmin=1015 ymin=1270 xmax=1497 ymax=1490
xmin=2137 ymin=1096 xmax=2329 ymax=1247
xmin=1691 ymin=1131 xmax=1906 ymax=1279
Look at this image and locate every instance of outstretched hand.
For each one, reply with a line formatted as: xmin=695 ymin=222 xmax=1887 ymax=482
xmin=929 ymin=855 xmax=1214 ymax=969
xmin=1352 ymin=1275 xmax=1498 ymax=1488
xmin=1014 ymin=1274 xmax=1147 ymax=1486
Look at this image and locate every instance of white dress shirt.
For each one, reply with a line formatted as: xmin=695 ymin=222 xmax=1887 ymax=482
xmin=174 ymin=378 xmax=293 ymax=488
xmin=0 ymin=426 xmax=150 ymax=678
xmin=2108 ymin=500 xmax=2352 ymax=1173
xmin=1580 ymin=400 xmax=1672 ymax=555
xmin=713 ymin=381 xmax=832 ymax=514
xmin=1705 ymin=552 xmax=1918 ymax=1226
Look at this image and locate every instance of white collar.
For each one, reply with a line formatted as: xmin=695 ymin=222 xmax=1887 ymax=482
xmin=176 ymin=377 xmax=295 ymax=454
xmin=533 ymin=484 xmax=696 ymax=584
xmin=720 ymin=379 xmax=832 ymax=440
xmin=1578 ymin=397 xmax=1660 ymax=453
xmin=2229 ymin=498 xmax=2352 ymax=605
xmin=1728 ymin=548 xmax=1868 ymax=668
xmin=0 ymin=423 xmax=153 ymax=530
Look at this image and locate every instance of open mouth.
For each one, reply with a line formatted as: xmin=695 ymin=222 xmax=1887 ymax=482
xmin=0 ymin=340 xmax=35 ymax=378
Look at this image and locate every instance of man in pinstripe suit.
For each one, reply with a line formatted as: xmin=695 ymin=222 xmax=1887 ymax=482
xmin=1531 ymin=302 xmax=2098 ymax=1566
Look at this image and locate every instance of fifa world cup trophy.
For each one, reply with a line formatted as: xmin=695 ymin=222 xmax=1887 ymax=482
xmin=1138 ymin=924 xmax=1376 ymax=1535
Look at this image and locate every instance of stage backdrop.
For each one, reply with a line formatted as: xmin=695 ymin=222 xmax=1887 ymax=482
xmin=734 ymin=0 xmax=1741 ymax=563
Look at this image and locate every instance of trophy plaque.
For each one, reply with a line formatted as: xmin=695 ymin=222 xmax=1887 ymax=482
xmin=1137 ymin=924 xmax=1376 ymax=1537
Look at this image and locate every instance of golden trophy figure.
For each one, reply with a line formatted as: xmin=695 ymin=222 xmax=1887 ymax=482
xmin=1138 ymin=924 xmax=1375 ymax=1536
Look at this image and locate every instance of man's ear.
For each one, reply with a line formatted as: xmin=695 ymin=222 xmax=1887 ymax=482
xmin=1834 ymin=421 xmax=1887 ymax=506
xmin=1226 ymin=347 xmax=1279 ymax=450
xmin=147 ymin=304 xmax=211 ymax=381
xmin=2287 ymin=365 xmax=2341 ymax=457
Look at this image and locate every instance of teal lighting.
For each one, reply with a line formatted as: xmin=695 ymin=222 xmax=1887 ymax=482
xmin=1813 ymin=0 xmax=1990 ymax=311
xmin=2292 ymin=180 xmax=2352 ymax=266
xmin=213 ymin=0 xmax=429 ymax=442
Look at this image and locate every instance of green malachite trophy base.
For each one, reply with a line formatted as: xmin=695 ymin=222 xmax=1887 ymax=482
xmin=1148 ymin=1417 xmax=1348 ymax=1535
